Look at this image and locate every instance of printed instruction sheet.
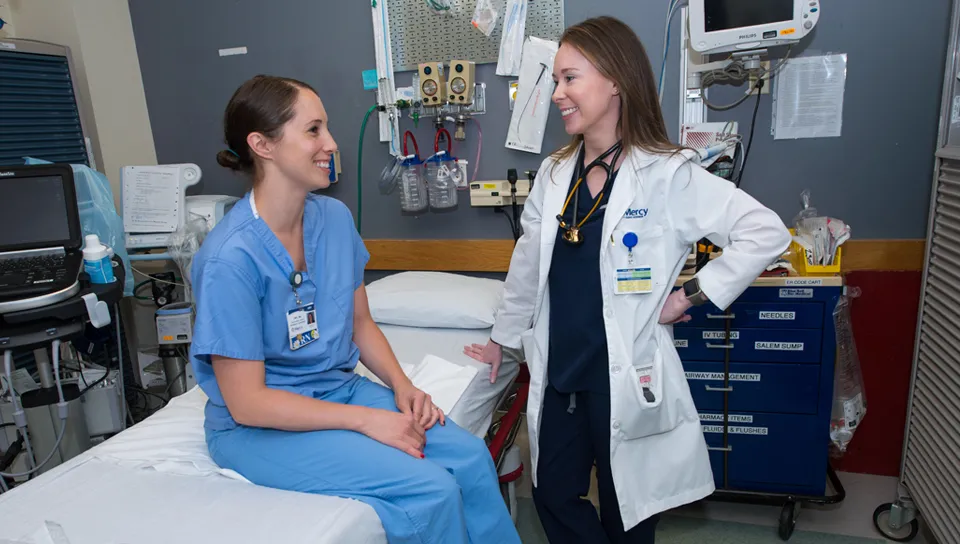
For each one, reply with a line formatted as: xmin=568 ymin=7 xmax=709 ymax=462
xmin=772 ymin=53 xmax=848 ymax=140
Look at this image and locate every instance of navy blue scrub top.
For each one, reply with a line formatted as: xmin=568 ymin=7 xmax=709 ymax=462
xmin=547 ymin=165 xmax=620 ymax=395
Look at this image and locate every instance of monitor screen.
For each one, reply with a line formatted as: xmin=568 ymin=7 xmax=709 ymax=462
xmin=0 ymin=174 xmax=72 ymax=249
xmin=705 ymin=0 xmax=794 ymax=32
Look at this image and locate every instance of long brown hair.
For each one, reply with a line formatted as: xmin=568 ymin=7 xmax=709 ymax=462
xmin=550 ymin=16 xmax=682 ymax=171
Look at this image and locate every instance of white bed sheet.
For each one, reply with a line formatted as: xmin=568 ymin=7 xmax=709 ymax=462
xmin=0 ymin=388 xmax=385 ymax=544
xmin=361 ymin=325 xmax=520 ymax=437
xmin=0 ymin=326 xmax=519 ymax=544
xmin=0 ymin=457 xmax=385 ymax=544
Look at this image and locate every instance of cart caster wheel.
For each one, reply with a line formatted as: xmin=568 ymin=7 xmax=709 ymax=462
xmin=873 ymin=503 xmax=919 ymax=542
xmin=779 ymin=501 xmax=800 ymax=541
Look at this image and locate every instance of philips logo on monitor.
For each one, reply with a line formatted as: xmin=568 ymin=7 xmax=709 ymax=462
xmin=0 ymin=171 xmax=14 ymax=177
xmin=738 ymin=33 xmax=758 ymax=40
xmin=623 ymin=208 xmax=648 ymax=219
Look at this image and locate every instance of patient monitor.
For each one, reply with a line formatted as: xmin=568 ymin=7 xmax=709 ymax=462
xmin=688 ymin=0 xmax=820 ymax=55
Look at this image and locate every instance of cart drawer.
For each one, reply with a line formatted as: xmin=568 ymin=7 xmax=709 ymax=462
xmin=673 ymin=328 xmax=823 ymax=363
xmin=683 ymin=361 xmax=820 ymax=414
xmin=676 ymin=302 xmax=824 ymax=330
xmin=701 ymin=411 xmax=829 ymax=496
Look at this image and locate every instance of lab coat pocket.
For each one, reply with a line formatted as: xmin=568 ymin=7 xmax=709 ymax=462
xmin=616 ymin=346 xmax=686 ymax=440
xmin=611 ymin=224 xmax=666 ymax=294
xmin=520 ymin=328 xmax=537 ymax=365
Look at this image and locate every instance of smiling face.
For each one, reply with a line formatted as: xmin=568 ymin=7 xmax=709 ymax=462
xmin=248 ymin=87 xmax=338 ymax=191
xmin=551 ymin=42 xmax=621 ymax=138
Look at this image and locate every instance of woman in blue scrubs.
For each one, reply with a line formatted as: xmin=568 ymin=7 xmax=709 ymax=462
xmin=189 ymin=75 xmax=521 ymax=544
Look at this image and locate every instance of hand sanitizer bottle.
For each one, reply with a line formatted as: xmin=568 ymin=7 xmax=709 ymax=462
xmin=82 ymin=234 xmax=115 ymax=284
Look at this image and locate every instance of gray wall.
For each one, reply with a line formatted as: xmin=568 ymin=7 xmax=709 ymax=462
xmin=128 ymin=0 xmax=952 ymax=240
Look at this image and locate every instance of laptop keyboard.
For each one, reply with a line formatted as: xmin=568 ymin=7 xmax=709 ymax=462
xmin=0 ymin=255 xmax=69 ymax=286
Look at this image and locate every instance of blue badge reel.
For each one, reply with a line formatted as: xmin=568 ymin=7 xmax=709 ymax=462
xmin=616 ymin=232 xmax=653 ymax=294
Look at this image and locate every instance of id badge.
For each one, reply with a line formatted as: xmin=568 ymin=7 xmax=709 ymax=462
xmin=616 ymin=267 xmax=653 ymax=294
xmin=287 ymin=304 xmax=320 ymax=351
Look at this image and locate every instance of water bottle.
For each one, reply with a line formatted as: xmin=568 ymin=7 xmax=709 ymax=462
xmin=399 ymin=156 xmax=428 ymax=213
xmin=82 ymin=234 xmax=115 ymax=284
xmin=425 ymin=151 xmax=458 ymax=210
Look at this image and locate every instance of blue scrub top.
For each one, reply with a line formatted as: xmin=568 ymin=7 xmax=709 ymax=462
xmin=189 ymin=192 xmax=370 ymax=431
xmin=547 ymin=168 xmax=619 ymax=395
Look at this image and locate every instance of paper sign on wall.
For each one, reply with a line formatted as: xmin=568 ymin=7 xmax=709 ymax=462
xmin=772 ymin=53 xmax=847 ymax=140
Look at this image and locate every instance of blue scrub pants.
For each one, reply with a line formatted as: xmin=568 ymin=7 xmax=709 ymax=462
xmin=206 ymin=374 xmax=521 ymax=544
xmin=533 ymin=383 xmax=660 ymax=544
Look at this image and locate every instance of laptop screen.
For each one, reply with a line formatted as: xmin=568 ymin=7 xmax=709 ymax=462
xmin=0 ymin=174 xmax=73 ymax=250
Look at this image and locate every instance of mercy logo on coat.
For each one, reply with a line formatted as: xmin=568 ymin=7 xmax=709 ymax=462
xmin=623 ymin=207 xmax=648 ymax=219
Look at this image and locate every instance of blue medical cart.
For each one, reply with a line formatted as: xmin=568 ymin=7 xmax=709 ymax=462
xmin=674 ymin=275 xmax=846 ymax=540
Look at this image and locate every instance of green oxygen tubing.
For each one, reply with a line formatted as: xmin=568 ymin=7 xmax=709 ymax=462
xmin=357 ymin=104 xmax=379 ymax=234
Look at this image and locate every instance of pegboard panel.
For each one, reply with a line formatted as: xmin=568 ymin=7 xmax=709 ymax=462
xmin=387 ymin=0 xmax=564 ymax=72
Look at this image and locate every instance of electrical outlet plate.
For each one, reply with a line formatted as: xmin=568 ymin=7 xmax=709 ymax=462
xmin=747 ymin=61 xmax=772 ymax=95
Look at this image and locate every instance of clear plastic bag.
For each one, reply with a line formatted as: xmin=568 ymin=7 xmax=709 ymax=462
xmin=23 ymin=157 xmax=134 ymax=296
xmin=166 ymin=216 xmax=210 ymax=303
xmin=471 ymin=0 xmax=499 ymax=36
xmin=830 ymin=286 xmax=867 ymax=455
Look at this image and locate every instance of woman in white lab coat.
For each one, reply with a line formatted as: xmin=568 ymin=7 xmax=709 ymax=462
xmin=464 ymin=16 xmax=791 ymax=544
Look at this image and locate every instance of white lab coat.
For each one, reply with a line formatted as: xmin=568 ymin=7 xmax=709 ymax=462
xmin=490 ymin=144 xmax=792 ymax=530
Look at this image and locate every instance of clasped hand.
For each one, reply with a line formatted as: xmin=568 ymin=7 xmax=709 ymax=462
xmin=361 ymin=382 xmax=445 ymax=459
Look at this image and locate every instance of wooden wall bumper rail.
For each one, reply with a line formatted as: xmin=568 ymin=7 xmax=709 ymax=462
xmin=364 ymin=239 xmax=926 ymax=273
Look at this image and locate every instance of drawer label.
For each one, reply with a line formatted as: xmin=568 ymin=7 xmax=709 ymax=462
xmin=759 ymin=311 xmax=796 ymax=320
xmin=700 ymin=413 xmax=754 ymax=423
xmin=703 ymin=331 xmax=740 ymax=339
xmin=686 ymin=372 xmax=761 ymax=382
xmin=779 ymin=288 xmax=813 ymax=299
xmin=755 ymin=341 xmax=804 ymax=351
xmin=674 ymin=339 xmax=688 ymax=348
xmin=784 ymin=278 xmax=823 ymax=286
xmin=702 ymin=425 xmax=769 ymax=435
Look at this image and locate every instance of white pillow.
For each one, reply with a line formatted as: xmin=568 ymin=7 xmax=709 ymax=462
xmin=365 ymin=271 xmax=503 ymax=329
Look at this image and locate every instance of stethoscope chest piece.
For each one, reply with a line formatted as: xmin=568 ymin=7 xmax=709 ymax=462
xmin=563 ymin=227 xmax=583 ymax=245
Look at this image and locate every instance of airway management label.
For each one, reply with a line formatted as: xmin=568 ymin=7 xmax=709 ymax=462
xmin=686 ymin=372 xmax=761 ymax=382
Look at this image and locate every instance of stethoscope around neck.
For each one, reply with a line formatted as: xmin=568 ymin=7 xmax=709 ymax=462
xmin=556 ymin=140 xmax=624 ymax=246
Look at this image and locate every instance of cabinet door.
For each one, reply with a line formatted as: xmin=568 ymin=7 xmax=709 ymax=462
xmin=674 ymin=327 xmax=823 ymax=364
xmin=701 ymin=411 xmax=829 ymax=496
xmin=683 ymin=361 xmax=821 ymax=414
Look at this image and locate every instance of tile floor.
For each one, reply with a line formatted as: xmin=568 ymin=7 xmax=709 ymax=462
xmin=510 ymin=416 xmax=937 ymax=543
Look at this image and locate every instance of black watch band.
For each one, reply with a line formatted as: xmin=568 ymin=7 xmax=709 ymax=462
xmin=683 ymin=277 xmax=709 ymax=306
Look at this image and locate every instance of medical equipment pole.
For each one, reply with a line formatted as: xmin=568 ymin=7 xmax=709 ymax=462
xmin=115 ymin=304 xmax=127 ymax=429
xmin=3 ymin=349 xmax=34 ymax=469
xmin=678 ymin=6 xmax=708 ymax=137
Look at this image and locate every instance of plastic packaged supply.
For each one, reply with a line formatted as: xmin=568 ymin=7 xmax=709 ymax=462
xmin=792 ymin=189 xmax=851 ymax=266
xmin=829 ymin=287 xmax=868 ymax=455
xmin=471 ymin=0 xmax=498 ymax=37
xmin=167 ymin=215 xmax=210 ymax=303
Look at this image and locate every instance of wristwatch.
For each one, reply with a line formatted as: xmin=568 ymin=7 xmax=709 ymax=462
xmin=682 ymin=277 xmax=709 ymax=306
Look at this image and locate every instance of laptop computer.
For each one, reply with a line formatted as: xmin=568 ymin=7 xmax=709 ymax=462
xmin=0 ymin=164 xmax=83 ymax=306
